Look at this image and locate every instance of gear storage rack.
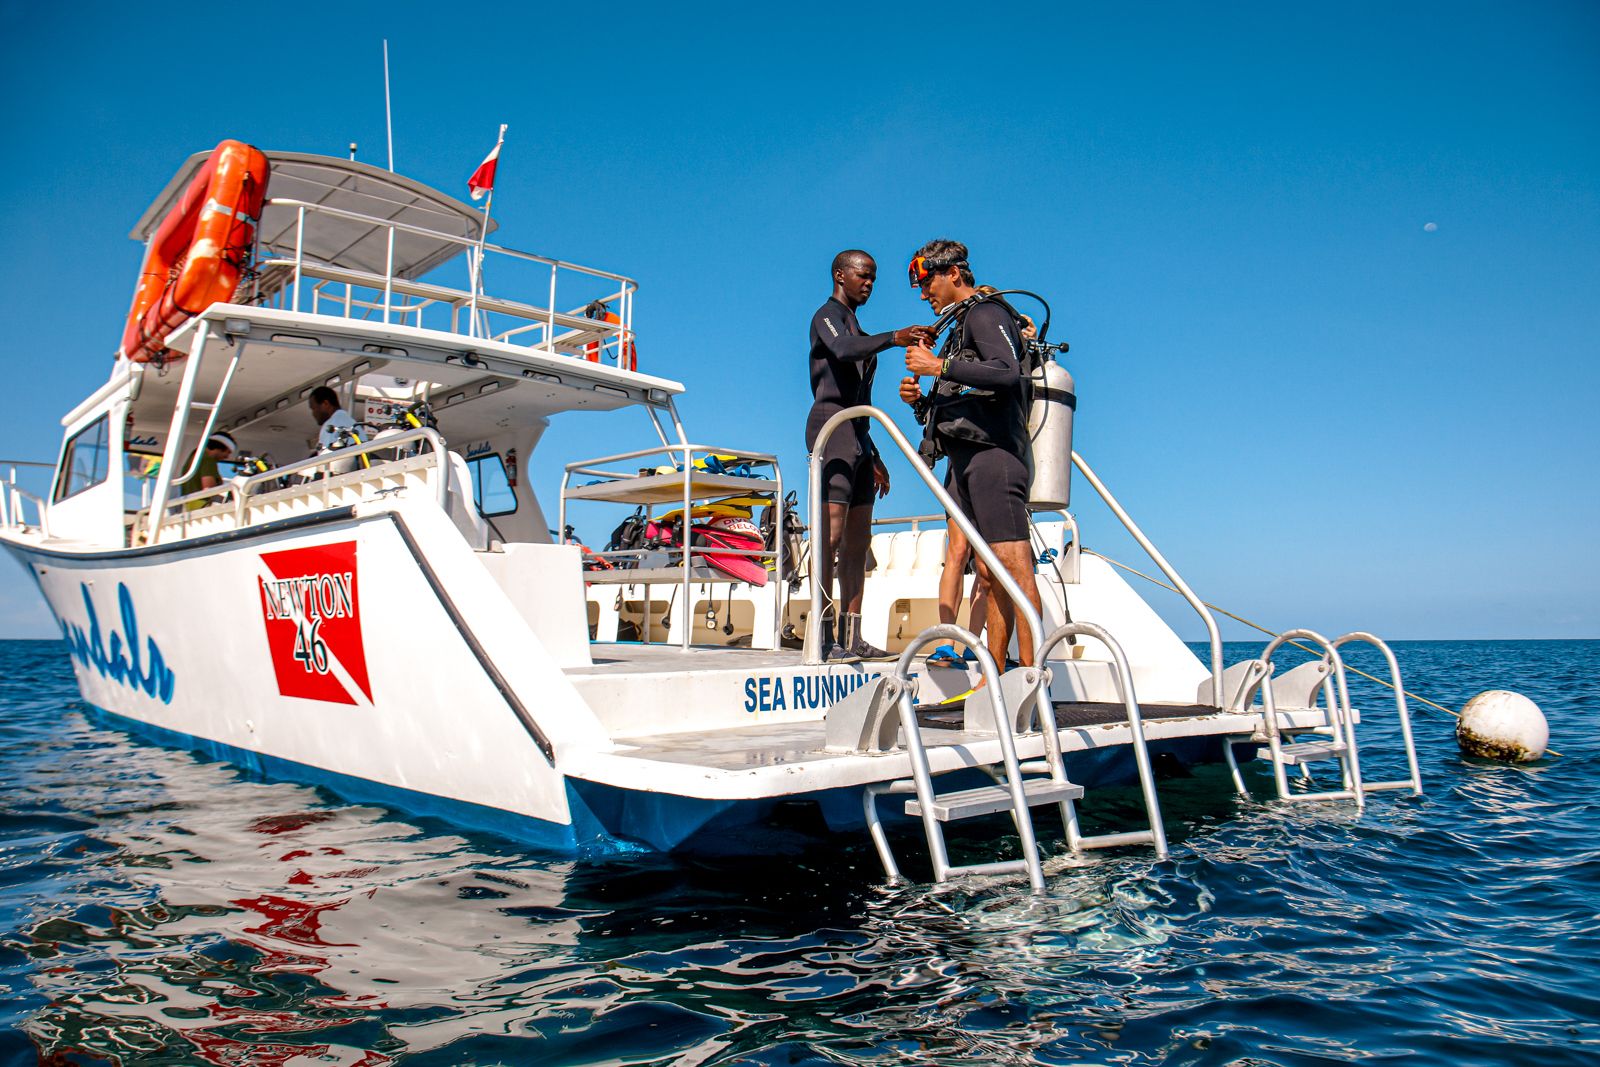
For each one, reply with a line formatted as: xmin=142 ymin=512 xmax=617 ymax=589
xmin=559 ymin=445 xmax=782 ymax=651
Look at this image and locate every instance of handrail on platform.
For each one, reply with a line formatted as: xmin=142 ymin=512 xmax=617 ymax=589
xmin=260 ymin=197 xmax=638 ymax=367
xmin=0 ymin=479 xmax=50 ymax=536
xmin=559 ymin=442 xmax=784 ymax=651
xmin=141 ymin=428 xmax=451 ymax=543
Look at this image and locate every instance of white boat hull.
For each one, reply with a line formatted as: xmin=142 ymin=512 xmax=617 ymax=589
xmin=6 ymin=500 xmax=605 ymax=848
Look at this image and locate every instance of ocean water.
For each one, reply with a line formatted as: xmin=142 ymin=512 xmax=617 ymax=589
xmin=0 ymin=637 xmax=1595 ymax=1066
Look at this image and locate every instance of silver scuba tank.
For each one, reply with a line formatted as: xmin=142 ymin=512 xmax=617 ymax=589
xmin=1026 ymin=358 xmax=1075 ymax=511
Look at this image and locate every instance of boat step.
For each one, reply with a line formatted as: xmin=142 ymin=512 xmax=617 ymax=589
xmin=1257 ymin=739 xmax=1347 ymax=765
xmin=905 ymin=778 xmax=1084 ymax=822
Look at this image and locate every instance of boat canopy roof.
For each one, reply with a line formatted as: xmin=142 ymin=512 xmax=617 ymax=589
xmin=130 ymin=151 xmax=493 ymax=282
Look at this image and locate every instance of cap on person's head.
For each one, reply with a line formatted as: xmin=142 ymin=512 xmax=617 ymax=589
xmin=208 ymin=432 xmax=236 ymax=454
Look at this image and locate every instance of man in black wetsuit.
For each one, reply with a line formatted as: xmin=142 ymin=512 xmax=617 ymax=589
xmin=807 ymin=249 xmax=931 ymax=659
xmin=898 ymin=239 xmax=1044 ymax=676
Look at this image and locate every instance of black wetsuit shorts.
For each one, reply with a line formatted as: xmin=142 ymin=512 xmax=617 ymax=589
xmin=944 ymin=438 xmax=1030 ymax=543
xmin=807 ymin=414 xmax=877 ymax=507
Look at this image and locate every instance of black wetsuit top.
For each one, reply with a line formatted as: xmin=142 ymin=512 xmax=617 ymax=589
xmin=806 ymin=297 xmax=896 ymax=459
xmin=929 ymin=299 xmax=1028 ymax=456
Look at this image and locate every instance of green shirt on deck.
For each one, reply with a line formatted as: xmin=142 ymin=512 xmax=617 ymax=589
xmin=179 ymin=451 xmax=222 ymax=511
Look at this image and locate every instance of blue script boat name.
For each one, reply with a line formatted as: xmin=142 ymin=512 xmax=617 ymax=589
xmin=57 ymin=582 xmax=176 ymax=704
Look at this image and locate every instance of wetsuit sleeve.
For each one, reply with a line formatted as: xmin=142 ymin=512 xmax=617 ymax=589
xmin=813 ymin=307 xmax=893 ymax=362
xmin=940 ymin=303 xmax=1021 ymax=389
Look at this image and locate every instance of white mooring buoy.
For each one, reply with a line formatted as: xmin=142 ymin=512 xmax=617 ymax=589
xmin=1457 ymin=690 xmax=1549 ymax=762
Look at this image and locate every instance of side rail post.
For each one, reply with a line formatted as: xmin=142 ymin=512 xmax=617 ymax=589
xmin=1332 ymin=632 xmax=1422 ymax=796
xmin=1038 ymin=622 xmax=1169 ymax=859
xmin=144 ymin=321 xmax=218 ymax=544
xmin=1260 ymin=629 xmax=1365 ymax=807
xmin=0 ymin=463 xmax=53 ymax=537
xmin=863 ymin=623 xmax=1045 ymax=891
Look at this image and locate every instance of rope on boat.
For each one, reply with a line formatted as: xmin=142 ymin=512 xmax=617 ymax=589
xmin=1083 ymin=548 xmax=1562 ymax=758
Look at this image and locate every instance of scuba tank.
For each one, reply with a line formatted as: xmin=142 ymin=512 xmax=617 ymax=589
xmin=1026 ymin=357 xmax=1075 ymax=512
xmin=927 ymin=288 xmax=1075 ymax=511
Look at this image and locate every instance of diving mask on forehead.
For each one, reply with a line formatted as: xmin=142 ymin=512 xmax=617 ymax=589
xmin=907 ymin=255 xmax=966 ymax=287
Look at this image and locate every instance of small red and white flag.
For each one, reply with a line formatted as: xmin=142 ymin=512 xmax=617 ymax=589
xmin=468 ymin=124 xmax=507 ymax=201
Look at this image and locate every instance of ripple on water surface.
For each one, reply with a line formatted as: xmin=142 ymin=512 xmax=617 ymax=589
xmin=0 ymin=638 xmax=1597 ymax=1065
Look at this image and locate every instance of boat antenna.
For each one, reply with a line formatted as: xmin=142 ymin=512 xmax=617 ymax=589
xmin=348 ymin=142 xmax=358 ymax=161
xmin=383 ymin=39 xmax=395 ymax=172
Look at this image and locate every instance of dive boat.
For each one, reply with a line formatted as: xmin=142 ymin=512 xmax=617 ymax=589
xmin=0 ymin=141 xmax=1423 ymax=887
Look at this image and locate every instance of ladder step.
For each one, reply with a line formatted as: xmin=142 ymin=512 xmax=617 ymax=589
xmin=906 ymin=779 xmax=1084 ymax=822
xmin=1258 ymin=740 xmax=1347 ymax=764
xmin=1074 ymin=830 xmax=1159 ymax=851
xmin=947 ymin=858 xmax=1031 ymax=879
xmin=1282 ymin=788 xmax=1360 ymax=803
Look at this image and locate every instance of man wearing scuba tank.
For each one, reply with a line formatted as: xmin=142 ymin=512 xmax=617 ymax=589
xmin=807 ymin=249 xmax=933 ymax=660
xmin=899 ymin=240 xmax=1044 ymax=677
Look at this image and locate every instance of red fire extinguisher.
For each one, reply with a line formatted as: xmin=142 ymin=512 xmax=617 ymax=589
xmin=505 ymin=448 xmax=518 ymax=488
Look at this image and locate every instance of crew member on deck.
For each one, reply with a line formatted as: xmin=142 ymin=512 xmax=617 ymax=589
xmin=308 ymin=386 xmax=357 ymax=451
xmin=807 ymin=250 xmax=931 ymax=660
xmin=178 ymin=432 xmax=235 ymax=511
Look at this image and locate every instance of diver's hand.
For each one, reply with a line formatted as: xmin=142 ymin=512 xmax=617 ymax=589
xmin=898 ymin=376 xmax=924 ymax=405
xmin=905 ymin=345 xmax=942 ymax=377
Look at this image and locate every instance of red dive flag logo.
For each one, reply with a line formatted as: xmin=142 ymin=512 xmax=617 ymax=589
xmin=468 ymin=124 xmax=507 ymax=201
xmin=256 ymin=541 xmax=373 ymax=705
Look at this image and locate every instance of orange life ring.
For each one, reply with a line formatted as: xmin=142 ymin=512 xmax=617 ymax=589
xmin=120 ymin=140 xmax=270 ymax=361
xmin=583 ymin=308 xmax=638 ymax=371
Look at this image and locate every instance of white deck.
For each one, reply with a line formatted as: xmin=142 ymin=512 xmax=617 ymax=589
xmin=567 ymin=703 xmax=1305 ymax=800
xmin=558 ymin=642 xmax=1325 ymax=801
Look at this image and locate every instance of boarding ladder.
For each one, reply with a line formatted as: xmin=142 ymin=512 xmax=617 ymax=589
xmin=840 ymin=621 xmax=1168 ymax=890
xmin=1217 ymin=629 xmax=1423 ymax=805
xmin=805 ymin=406 xmax=1169 ymax=889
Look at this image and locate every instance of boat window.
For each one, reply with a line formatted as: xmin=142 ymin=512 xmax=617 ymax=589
xmin=466 ymin=453 xmax=517 ymax=516
xmin=123 ymin=451 xmax=162 ymax=511
xmin=53 ymin=415 xmax=111 ymax=502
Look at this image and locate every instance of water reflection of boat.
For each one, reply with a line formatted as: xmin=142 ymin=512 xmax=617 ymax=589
xmin=17 ymin=758 xmax=598 ymax=1061
xmin=0 ymin=140 xmax=1419 ymax=886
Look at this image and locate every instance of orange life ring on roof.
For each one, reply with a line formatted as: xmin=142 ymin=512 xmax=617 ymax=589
xmin=120 ymin=140 xmax=270 ymax=362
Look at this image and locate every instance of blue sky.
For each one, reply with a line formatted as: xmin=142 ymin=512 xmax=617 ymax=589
xmin=0 ymin=2 xmax=1595 ymax=640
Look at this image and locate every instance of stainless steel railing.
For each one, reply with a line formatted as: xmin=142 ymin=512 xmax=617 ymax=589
xmin=1036 ymin=621 xmax=1168 ymax=858
xmin=560 ymin=443 xmax=784 ymax=651
xmin=1258 ymin=628 xmax=1365 ymax=806
xmin=259 ymin=197 xmax=638 ymax=366
xmin=1331 ymin=631 xmax=1422 ymax=795
xmin=0 ymin=460 xmax=53 ymax=536
xmin=142 ymin=428 xmax=451 ymax=542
